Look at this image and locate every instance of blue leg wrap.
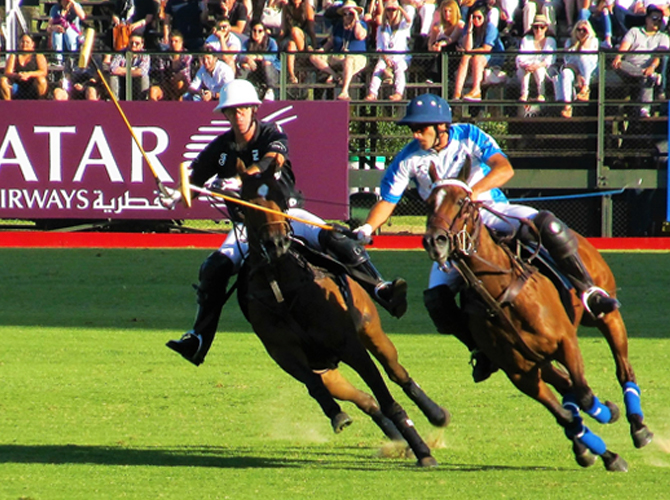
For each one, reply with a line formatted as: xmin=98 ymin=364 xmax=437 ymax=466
xmin=562 ymin=394 xmax=580 ymax=416
xmin=585 ymin=395 xmax=612 ymax=424
xmin=574 ymin=426 xmax=608 ymax=456
xmin=563 ymin=394 xmax=583 ymax=439
xmin=623 ymin=381 xmax=643 ymax=419
xmin=564 ymin=394 xmax=608 ymax=455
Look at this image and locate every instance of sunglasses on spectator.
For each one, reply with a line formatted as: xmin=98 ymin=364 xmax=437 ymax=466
xmin=576 ymin=27 xmax=587 ymax=33
xmin=386 ymin=7 xmax=398 ymax=11
xmin=650 ymin=14 xmax=662 ymax=21
xmin=472 ymin=15 xmax=484 ymax=20
xmin=533 ymin=24 xmax=547 ymax=30
xmin=252 ymin=28 xmax=265 ymax=33
xmin=130 ymin=40 xmax=143 ymax=47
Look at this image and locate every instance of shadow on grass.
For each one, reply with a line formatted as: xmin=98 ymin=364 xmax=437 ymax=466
xmin=0 ymin=444 xmax=571 ymax=472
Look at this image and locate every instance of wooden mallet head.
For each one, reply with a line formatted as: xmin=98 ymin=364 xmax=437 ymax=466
xmin=179 ymin=162 xmax=192 ymax=208
xmin=78 ymin=28 xmax=96 ymax=69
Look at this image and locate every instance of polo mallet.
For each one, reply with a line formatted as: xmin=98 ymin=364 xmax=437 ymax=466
xmin=78 ymin=28 xmax=171 ymax=197
xmin=178 ymin=162 xmax=353 ymax=235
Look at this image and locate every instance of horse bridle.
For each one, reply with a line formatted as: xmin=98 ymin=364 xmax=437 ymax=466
xmin=247 ymin=218 xmax=292 ymax=264
xmin=427 ymin=190 xmax=482 ymax=259
xmin=427 ymin=185 xmax=546 ymax=363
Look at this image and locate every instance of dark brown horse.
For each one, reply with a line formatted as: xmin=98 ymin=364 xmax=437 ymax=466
xmin=236 ymin=162 xmax=440 ymax=466
xmin=422 ymin=161 xmax=651 ymax=471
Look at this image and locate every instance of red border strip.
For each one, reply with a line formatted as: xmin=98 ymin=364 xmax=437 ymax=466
xmin=2 ymin=232 xmax=670 ymax=251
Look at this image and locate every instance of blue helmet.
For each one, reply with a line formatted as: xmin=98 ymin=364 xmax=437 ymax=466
xmin=397 ymin=94 xmax=452 ymax=125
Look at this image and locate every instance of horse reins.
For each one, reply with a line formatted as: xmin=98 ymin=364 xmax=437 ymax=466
xmin=429 ymin=190 xmax=544 ymax=363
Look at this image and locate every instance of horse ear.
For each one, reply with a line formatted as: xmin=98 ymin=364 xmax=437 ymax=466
xmin=428 ymin=161 xmax=439 ymax=183
xmin=458 ymin=156 xmax=471 ymax=183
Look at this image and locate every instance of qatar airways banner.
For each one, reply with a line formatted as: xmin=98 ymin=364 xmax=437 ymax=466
xmin=0 ymin=101 xmax=349 ymax=220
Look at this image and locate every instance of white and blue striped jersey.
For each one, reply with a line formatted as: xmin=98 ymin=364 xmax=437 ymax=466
xmin=380 ymin=123 xmax=509 ymax=204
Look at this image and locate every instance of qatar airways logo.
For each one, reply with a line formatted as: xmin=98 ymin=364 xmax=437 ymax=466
xmin=0 ymin=125 xmax=173 ymax=184
xmin=0 ymin=101 xmax=331 ymax=218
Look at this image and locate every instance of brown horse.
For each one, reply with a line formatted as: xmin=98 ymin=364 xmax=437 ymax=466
xmin=422 ymin=161 xmax=651 ymax=471
xmin=236 ymin=161 xmax=440 ymax=466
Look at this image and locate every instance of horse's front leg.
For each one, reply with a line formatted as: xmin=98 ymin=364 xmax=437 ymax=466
xmin=338 ymin=338 xmax=437 ymax=467
xmin=506 ymin=368 xmax=626 ymax=471
xmin=556 ymin=332 xmax=620 ymax=426
xmin=253 ymin=325 xmax=350 ymax=433
xmin=352 ymin=283 xmax=450 ymax=427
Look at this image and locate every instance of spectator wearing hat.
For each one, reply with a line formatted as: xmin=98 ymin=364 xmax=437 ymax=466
xmin=309 ymin=0 xmax=369 ymax=100
xmin=365 ymin=0 xmax=412 ymax=101
xmin=516 ymin=14 xmax=556 ymax=102
xmin=612 ymin=4 xmax=669 ymax=116
xmin=522 ymin=0 xmax=559 ymax=36
xmin=612 ymin=0 xmax=669 ymax=38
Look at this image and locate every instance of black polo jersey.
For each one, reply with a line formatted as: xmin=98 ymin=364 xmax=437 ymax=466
xmin=189 ymin=120 xmax=290 ymax=188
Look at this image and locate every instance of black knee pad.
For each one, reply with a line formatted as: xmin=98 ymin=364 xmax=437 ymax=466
xmin=423 ymin=285 xmax=461 ymax=334
xmin=533 ymin=211 xmax=578 ymax=260
xmin=318 ymin=229 xmax=369 ymax=267
xmin=197 ymin=252 xmax=234 ymax=304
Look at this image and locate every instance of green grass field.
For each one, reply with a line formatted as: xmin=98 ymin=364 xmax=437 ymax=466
xmin=1 ymin=249 xmax=669 ymax=500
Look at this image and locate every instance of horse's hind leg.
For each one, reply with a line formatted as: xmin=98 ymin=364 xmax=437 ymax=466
xmin=597 ymin=312 xmax=653 ymax=448
xmin=339 ymin=341 xmax=437 ymax=467
xmin=320 ymin=368 xmax=403 ymax=440
xmin=355 ymin=308 xmax=450 ymax=427
xmin=578 ymin=236 xmax=653 ymax=446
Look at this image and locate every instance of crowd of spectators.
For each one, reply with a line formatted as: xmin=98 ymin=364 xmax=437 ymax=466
xmin=1 ymin=0 xmax=670 ymax=116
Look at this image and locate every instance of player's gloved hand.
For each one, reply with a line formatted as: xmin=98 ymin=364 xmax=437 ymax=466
xmin=159 ymin=186 xmax=182 ymax=209
xmin=208 ymin=176 xmax=242 ymax=192
xmin=353 ymin=223 xmax=373 ymax=244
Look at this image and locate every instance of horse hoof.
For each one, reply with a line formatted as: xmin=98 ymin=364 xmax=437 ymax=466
xmin=432 ymin=407 xmax=451 ymax=428
xmin=331 ymin=412 xmax=353 ymax=434
xmin=632 ymin=423 xmax=654 ymax=448
xmin=417 ymin=456 xmax=439 ymax=467
xmin=602 ymin=452 xmax=628 ymax=472
xmin=605 ymin=401 xmax=620 ymax=423
xmin=572 ymin=439 xmax=597 ymax=468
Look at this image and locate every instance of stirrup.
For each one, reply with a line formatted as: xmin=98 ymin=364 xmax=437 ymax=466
xmin=374 ymin=279 xmax=408 ymax=319
xmin=582 ymin=287 xmax=620 ymax=319
xmin=166 ymin=331 xmax=205 ymax=366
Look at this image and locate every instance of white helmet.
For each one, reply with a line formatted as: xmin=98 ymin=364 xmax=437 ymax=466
xmin=214 ymin=79 xmax=262 ymax=113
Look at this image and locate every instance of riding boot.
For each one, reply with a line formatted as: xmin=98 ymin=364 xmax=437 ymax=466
xmin=532 ymin=211 xmax=620 ymax=318
xmin=423 ymin=285 xmax=498 ymax=383
xmin=318 ymin=230 xmax=408 ymax=318
xmin=166 ymin=252 xmax=234 ymax=366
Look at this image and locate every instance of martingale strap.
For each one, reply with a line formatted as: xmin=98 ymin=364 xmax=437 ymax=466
xmin=454 ymin=256 xmax=544 ymax=363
